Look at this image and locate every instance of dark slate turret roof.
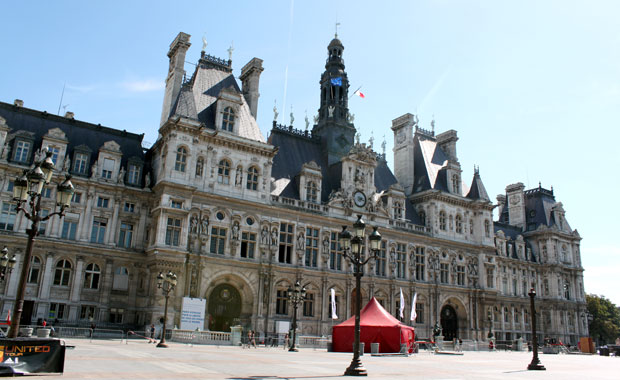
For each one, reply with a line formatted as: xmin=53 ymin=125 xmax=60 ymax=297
xmin=0 ymin=101 xmax=145 ymax=171
xmin=497 ymin=185 xmax=557 ymax=231
xmin=466 ymin=170 xmax=490 ymax=201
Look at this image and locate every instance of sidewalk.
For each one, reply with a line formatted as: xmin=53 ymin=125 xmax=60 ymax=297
xmin=38 ymin=338 xmax=619 ymax=380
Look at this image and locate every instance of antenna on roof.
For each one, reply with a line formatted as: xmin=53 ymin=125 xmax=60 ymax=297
xmin=57 ymin=82 xmax=66 ymax=115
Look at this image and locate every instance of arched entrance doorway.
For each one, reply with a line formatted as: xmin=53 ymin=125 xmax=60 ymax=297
xmin=350 ymin=288 xmax=367 ymax=316
xmin=440 ymin=305 xmax=458 ymax=341
xmin=208 ymin=284 xmax=241 ymax=331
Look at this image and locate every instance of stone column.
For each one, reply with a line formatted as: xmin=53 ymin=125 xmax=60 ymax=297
xmin=6 ymin=251 xmax=23 ymax=297
xmin=70 ymin=256 xmax=85 ymax=302
xmin=78 ymin=189 xmax=95 ymax=241
xmin=106 ymin=198 xmax=121 ymax=245
xmin=98 ymin=259 xmax=114 ymax=318
xmin=136 ymin=202 xmax=149 ymax=250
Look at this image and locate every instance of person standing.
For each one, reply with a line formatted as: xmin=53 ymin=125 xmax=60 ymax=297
xmin=150 ymin=324 xmax=156 ymax=343
xmin=283 ymin=333 xmax=289 ymax=350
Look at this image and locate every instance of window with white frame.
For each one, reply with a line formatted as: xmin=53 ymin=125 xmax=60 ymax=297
xmin=457 ymin=265 xmax=465 ymax=286
xmin=240 ymin=232 xmax=256 ymax=258
xmin=13 ymin=140 xmax=30 ymax=163
xmin=83 ymin=263 xmax=101 ymax=289
xmin=102 ymin=158 xmax=115 ymax=179
xmin=375 ymin=240 xmax=386 ymax=276
xmin=165 ymin=217 xmax=182 ymax=246
xmin=0 ymin=202 xmax=17 ymax=231
xmin=439 ymin=211 xmax=446 ymax=231
xmin=246 ymin=166 xmax=259 ymax=190
xmin=303 ymin=292 xmax=315 ymax=317
xmin=49 ymin=303 xmax=67 ymax=319
xmin=330 ymin=231 xmax=342 ymax=271
xmin=27 ymin=256 xmax=42 ymax=284
xmin=210 ymin=226 xmax=227 ymax=254
xmin=222 ymin=107 xmax=235 ymax=131
xmin=90 ymin=218 xmax=107 ymax=243
xmin=53 ymin=260 xmax=72 ymax=286
xmin=306 ymin=181 xmax=318 ymax=203
xmin=175 ymin=147 xmax=187 ymax=172
xmin=48 ymin=146 xmax=60 ymax=165
xmin=62 ymin=219 xmax=78 ymax=240
xmin=415 ymin=246 xmax=425 ymax=281
xmin=80 ymin=305 xmax=96 ymax=320
xmin=118 ymin=222 xmax=133 ymax=248
xmin=276 ymin=289 xmax=288 ymax=315
xmin=456 ymin=215 xmax=463 ymax=234
xmin=74 ymin=152 xmax=89 ymax=175
xmin=127 ymin=164 xmax=141 ymax=185
xmin=305 ymin=227 xmax=319 ymax=267
xmin=217 ymin=160 xmax=231 ymax=184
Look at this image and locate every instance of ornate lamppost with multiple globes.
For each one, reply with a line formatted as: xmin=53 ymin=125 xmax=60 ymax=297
xmin=527 ymin=288 xmax=545 ymax=370
xmin=0 ymin=247 xmax=17 ymax=282
xmin=338 ymin=215 xmax=382 ymax=377
xmin=156 ymin=271 xmax=177 ymax=348
xmin=287 ymin=281 xmax=306 ymax=352
xmin=8 ymin=149 xmax=74 ymax=338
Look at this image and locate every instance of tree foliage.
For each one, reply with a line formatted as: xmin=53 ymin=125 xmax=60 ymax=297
xmin=586 ymin=294 xmax=620 ymax=345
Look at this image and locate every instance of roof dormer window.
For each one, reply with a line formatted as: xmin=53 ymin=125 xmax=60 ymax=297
xmin=222 ymin=107 xmax=235 ymax=132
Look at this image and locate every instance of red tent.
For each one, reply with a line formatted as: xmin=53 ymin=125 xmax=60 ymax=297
xmin=332 ymin=297 xmax=415 ymax=353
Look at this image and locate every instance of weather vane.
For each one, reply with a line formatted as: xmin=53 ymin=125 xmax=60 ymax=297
xmin=335 ymin=22 xmax=341 ymax=38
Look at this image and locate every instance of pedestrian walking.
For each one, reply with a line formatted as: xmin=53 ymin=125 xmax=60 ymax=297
xmin=150 ymin=324 xmax=156 ymax=343
xmin=283 ymin=333 xmax=289 ymax=350
xmin=250 ymin=330 xmax=257 ymax=348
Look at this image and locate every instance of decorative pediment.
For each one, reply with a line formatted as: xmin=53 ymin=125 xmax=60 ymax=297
xmin=101 ymin=140 xmax=121 ymax=153
xmin=44 ymin=127 xmax=68 ymax=141
xmin=218 ymin=86 xmax=243 ymax=104
xmin=347 ymin=142 xmax=377 ymax=165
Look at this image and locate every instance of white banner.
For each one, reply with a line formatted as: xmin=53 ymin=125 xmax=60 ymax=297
xmin=399 ymin=288 xmax=405 ymax=319
xmin=180 ymin=297 xmax=206 ymax=331
xmin=330 ymin=288 xmax=338 ymax=319
xmin=410 ymin=292 xmax=418 ymax=321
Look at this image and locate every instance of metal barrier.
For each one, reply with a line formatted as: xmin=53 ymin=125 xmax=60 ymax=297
xmin=169 ymin=330 xmax=232 ymax=345
xmin=20 ymin=325 xmax=124 ymax=342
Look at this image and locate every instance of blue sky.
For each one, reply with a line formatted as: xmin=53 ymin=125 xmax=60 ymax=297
xmin=2 ymin=1 xmax=619 ymax=304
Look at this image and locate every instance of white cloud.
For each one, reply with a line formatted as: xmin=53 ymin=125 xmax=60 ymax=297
xmin=120 ymin=79 xmax=164 ymax=93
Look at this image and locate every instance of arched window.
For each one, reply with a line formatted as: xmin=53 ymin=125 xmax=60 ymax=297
xmin=222 ymin=107 xmax=235 ymax=132
xmin=195 ymin=157 xmax=204 ymax=177
xmin=175 ymin=147 xmax=187 ymax=172
xmin=393 ymin=202 xmax=403 ymax=219
xmin=53 ymin=259 xmax=72 ymax=286
xmin=439 ymin=211 xmax=446 ymax=231
xmin=84 ymin=263 xmax=100 ymax=289
xmin=484 ymin=220 xmax=491 ymax=237
xmin=246 ymin=166 xmax=259 ymax=190
xmin=27 ymin=256 xmax=41 ymax=284
xmin=419 ymin=211 xmax=426 ymax=226
xmin=306 ymin=181 xmax=318 ymax=203
xmin=455 ymin=215 xmax=463 ymax=234
xmin=469 ymin=219 xmax=474 ymax=235
xmin=452 ymin=174 xmax=459 ymax=193
xmin=561 ymin=244 xmax=567 ymax=262
xmin=217 ymin=160 xmax=231 ymax=184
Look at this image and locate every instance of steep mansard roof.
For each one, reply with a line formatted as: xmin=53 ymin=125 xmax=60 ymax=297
xmin=169 ymin=57 xmax=265 ymax=143
xmin=0 ymin=101 xmax=145 ymax=170
xmin=497 ymin=186 xmax=561 ymax=230
xmin=466 ymin=170 xmax=490 ymax=201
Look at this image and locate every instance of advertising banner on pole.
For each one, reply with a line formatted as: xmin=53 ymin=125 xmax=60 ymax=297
xmin=180 ymin=297 xmax=206 ymax=331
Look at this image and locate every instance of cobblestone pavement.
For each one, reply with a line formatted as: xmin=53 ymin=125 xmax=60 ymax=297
xmin=38 ymin=339 xmax=619 ymax=380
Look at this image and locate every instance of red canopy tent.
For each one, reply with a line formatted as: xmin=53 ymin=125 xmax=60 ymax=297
xmin=332 ymin=297 xmax=415 ymax=353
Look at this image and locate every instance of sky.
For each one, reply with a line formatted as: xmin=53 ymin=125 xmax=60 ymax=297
xmin=2 ymin=1 xmax=619 ymax=304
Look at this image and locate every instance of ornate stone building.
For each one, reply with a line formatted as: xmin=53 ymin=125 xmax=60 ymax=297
xmin=0 ymin=32 xmax=587 ymax=344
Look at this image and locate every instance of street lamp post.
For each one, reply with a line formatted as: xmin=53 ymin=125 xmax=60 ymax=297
xmin=287 ymin=281 xmax=306 ymax=352
xmin=339 ymin=215 xmax=381 ymax=377
xmin=156 ymin=271 xmax=177 ymax=348
xmin=527 ymin=288 xmax=545 ymax=371
xmin=8 ymin=149 xmax=74 ymax=338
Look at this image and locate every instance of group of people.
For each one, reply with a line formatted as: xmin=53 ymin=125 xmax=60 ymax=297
xmin=245 ymin=330 xmax=257 ymax=348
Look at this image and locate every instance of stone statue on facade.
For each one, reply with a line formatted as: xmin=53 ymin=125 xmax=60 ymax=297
xmin=117 ymin=167 xmax=125 ymax=184
xmin=91 ymin=161 xmax=98 ymax=178
xmin=190 ymin=215 xmax=199 ymax=235
xmin=271 ymin=228 xmax=278 ymax=246
xmin=328 ymin=106 xmax=335 ymax=118
xmin=273 ymin=101 xmax=278 ymax=122
xmin=261 ymin=226 xmax=269 ymax=245
xmin=1 ymin=142 xmax=10 ymax=160
xmin=290 ymin=106 xmax=295 ymax=126
xmin=200 ymin=216 xmax=209 ymax=236
xmin=296 ymin=230 xmax=305 ymax=250
xmin=231 ymin=221 xmax=240 ymax=241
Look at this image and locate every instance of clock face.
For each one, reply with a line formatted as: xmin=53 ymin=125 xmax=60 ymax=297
xmin=353 ymin=191 xmax=367 ymax=207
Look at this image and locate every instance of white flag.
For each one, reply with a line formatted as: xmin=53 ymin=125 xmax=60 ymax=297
xmin=399 ymin=288 xmax=405 ymax=319
xmin=410 ymin=293 xmax=418 ymax=321
xmin=330 ymin=288 xmax=338 ymax=319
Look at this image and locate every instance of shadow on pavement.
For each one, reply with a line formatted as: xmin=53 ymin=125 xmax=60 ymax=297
xmin=228 ymin=376 xmax=343 ymax=380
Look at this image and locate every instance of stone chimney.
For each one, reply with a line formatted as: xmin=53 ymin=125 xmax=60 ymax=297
xmin=64 ymin=111 xmax=75 ymax=119
xmin=160 ymin=32 xmax=191 ymax=127
xmin=436 ymin=130 xmax=458 ymax=162
xmin=14 ymin=99 xmax=24 ymax=107
xmin=505 ymin=182 xmax=526 ymax=229
xmin=391 ymin=113 xmax=416 ymax=195
xmin=239 ymin=58 xmax=264 ymax=119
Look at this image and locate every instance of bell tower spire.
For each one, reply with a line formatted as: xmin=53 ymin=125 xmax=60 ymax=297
xmin=312 ymin=35 xmax=356 ymax=165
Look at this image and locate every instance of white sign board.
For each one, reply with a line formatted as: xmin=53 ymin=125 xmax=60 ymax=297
xmin=275 ymin=320 xmax=290 ymax=334
xmin=180 ymin=297 xmax=206 ymax=331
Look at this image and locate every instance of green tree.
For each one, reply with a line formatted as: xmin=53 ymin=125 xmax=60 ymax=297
xmin=586 ymin=294 xmax=620 ymax=345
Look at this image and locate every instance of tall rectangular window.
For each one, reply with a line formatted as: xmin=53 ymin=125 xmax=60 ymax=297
xmin=415 ymin=246 xmax=425 ymax=281
xmin=457 ymin=265 xmax=465 ymax=286
xmin=305 ymin=227 xmax=319 ymax=267
xmin=109 ymin=308 xmax=124 ymax=324
xmin=0 ymin=202 xmax=17 ymax=231
xmin=38 ymin=209 xmax=50 ymax=235
xmin=102 ymin=158 xmax=115 ymax=179
xmin=97 ymin=196 xmax=109 ymax=208
xmin=210 ymin=226 xmax=226 ymax=254
xmin=71 ymin=192 xmax=82 ymax=204
xmin=240 ymin=232 xmax=256 ymax=258
xmin=49 ymin=303 xmax=67 ymax=319
xmin=118 ymin=222 xmax=133 ymax=248
xmin=14 ymin=140 xmax=30 ymax=162
xmin=80 ymin=306 xmax=96 ymax=320
xmin=415 ymin=303 xmax=424 ymax=324
xmin=375 ymin=241 xmax=386 ymax=277
xmin=90 ymin=218 xmax=107 ymax=244
xmin=48 ymin=146 xmax=60 ymax=165
xmin=74 ymin=152 xmax=88 ymax=175
xmin=440 ymin=263 xmax=449 ymax=284
xmin=61 ymin=220 xmax=78 ymax=240
xmin=329 ymin=231 xmax=342 ymax=271
xmin=303 ymin=293 xmax=314 ymax=317
xmin=396 ymin=243 xmax=407 ymax=279
xmin=165 ymin=217 xmax=181 ymax=246
xmin=278 ymin=223 xmax=293 ymax=264
xmin=123 ymin=202 xmax=135 ymax=212
xmin=487 ymin=267 xmax=494 ymax=288
xmin=276 ymin=289 xmax=288 ymax=315
xmin=127 ymin=164 xmax=141 ymax=185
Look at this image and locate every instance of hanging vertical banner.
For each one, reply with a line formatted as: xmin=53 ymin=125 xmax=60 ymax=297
xmin=330 ymin=289 xmax=338 ymax=319
xmin=410 ymin=293 xmax=418 ymax=322
xmin=399 ymin=288 xmax=405 ymax=319
xmin=180 ymin=297 xmax=206 ymax=331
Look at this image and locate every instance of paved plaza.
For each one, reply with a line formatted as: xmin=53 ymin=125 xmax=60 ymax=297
xmin=40 ymin=339 xmax=618 ymax=380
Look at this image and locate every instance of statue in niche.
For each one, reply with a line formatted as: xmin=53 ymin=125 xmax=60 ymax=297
xmin=200 ymin=216 xmax=209 ymax=236
xmin=271 ymin=228 xmax=278 ymax=246
xmin=296 ymin=230 xmax=305 ymax=250
xmin=1 ymin=142 xmax=10 ymax=160
xmin=261 ymin=226 xmax=269 ymax=245
xmin=328 ymin=106 xmax=335 ymax=118
xmin=231 ymin=222 xmax=240 ymax=241
xmin=144 ymin=172 xmax=151 ymax=188
xmin=322 ymin=236 xmax=330 ymax=261
xmin=190 ymin=215 xmax=199 ymax=235
xmin=90 ymin=161 xmax=98 ymax=178
xmin=235 ymin=167 xmax=242 ymax=186
xmin=62 ymin=156 xmax=71 ymax=172
xmin=117 ymin=167 xmax=125 ymax=184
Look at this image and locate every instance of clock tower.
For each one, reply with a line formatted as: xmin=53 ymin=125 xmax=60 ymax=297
xmin=312 ymin=35 xmax=356 ymax=166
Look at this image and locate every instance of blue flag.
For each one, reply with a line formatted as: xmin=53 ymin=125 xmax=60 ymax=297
xmin=330 ymin=77 xmax=342 ymax=86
